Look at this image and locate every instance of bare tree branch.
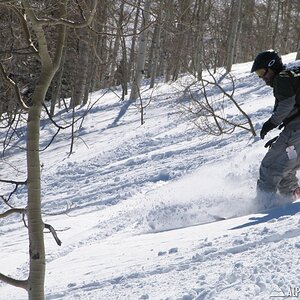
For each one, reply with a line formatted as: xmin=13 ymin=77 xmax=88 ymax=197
xmin=0 ymin=179 xmax=27 ymax=205
xmin=0 ymin=273 xmax=27 ymax=290
xmin=205 ymin=68 xmax=256 ymax=136
xmin=0 ymin=208 xmax=26 ymax=218
xmin=0 ymin=63 xmax=29 ymax=110
xmin=0 ymin=0 xmax=18 ymax=3
xmin=8 ymin=4 xmax=39 ymax=54
xmin=41 ymin=90 xmax=109 ymax=152
xmin=180 ymin=70 xmax=256 ymax=137
xmin=25 ymin=0 xmax=98 ymax=28
xmin=88 ymin=19 xmax=156 ymax=37
xmin=44 ymin=223 xmax=62 ymax=246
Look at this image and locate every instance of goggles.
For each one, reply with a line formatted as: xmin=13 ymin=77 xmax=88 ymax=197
xmin=255 ymin=68 xmax=268 ymax=78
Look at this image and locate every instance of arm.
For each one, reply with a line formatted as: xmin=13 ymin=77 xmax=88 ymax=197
xmin=260 ymin=75 xmax=297 ymax=139
xmin=269 ymin=95 xmax=297 ymax=126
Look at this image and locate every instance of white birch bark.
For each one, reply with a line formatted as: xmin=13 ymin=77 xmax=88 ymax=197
xmin=149 ymin=21 xmax=161 ymax=88
xmin=129 ymin=0 xmax=151 ymax=101
xmin=225 ymin=0 xmax=242 ymax=73
xmin=0 ymin=1 xmax=97 ymax=299
xmin=21 ymin=1 xmax=67 ymax=298
xmin=71 ymin=28 xmax=90 ymax=107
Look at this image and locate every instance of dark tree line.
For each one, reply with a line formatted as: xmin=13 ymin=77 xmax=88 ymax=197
xmin=1 ymin=0 xmax=300 ymax=123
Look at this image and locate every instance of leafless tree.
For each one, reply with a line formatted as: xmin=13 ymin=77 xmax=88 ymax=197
xmin=0 ymin=1 xmax=98 ymax=299
xmin=180 ymin=70 xmax=256 ymax=137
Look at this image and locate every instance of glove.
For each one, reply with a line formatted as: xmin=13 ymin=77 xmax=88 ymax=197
xmin=264 ymin=136 xmax=278 ymax=148
xmin=260 ymin=120 xmax=277 ymax=139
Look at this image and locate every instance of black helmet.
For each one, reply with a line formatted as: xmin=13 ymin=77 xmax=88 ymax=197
xmin=251 ymin=51 xmax=283 ymax=73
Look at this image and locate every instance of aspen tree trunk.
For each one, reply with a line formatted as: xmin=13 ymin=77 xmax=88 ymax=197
xmin=233 ymin=6 xmax=242 ymax=63
xmin=194 ymin=0 xmax=206 ymax=80
xmin=129 ymin=0 xmax=151 ymax=101
xmin=296 ymin=32 xmax=300 ymax=60
xmin=27 ymin=68 xmax=53 ymax=299
xmin=120 ymin=37 xmax=128 ymax=99
xmin=225 ymin=0 xmax=242 ymax=73
xmin=149 ymin=21 xmax=161 ymax=88
xmin=128 ymin=0 xmax=141 ymax=83
xmin=272 ymin=0 xmax=281 ymax=50
xmin=171 ymin=0 xmax=191 ymax=81
xmin=296 ymin=2 xmax=300 ymax=60
xmin=147 ymin=1 xmax=162 ymax=82
xmin=262 ymin=0 xmax=272 ymax=50
xmin=92 ymin=1 xmax=109 ymax=90
xmin=71 ymin=28 xmax=90 ymax=107
xmin=50 ymin=47 xmax=67 ymax=116
xmin=21 ymin=1 xmax=67 ymax=298
xmin=83 ymin=53 xmax=94 ymax=105
xmin=282 ymin=0 xmax=292 ymax=54
xmin=163 ymin=0 xmax=174 ymax=83
xmin=109 ymin=1 xmax=125 ymax=84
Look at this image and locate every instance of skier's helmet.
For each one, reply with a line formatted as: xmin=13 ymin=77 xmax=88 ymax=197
xmin=251 ymin=51 xmax=283 ymax=74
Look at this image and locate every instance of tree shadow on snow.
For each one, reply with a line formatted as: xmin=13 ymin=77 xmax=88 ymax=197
xmin=231 ymin=202 xmax=300 ymax=230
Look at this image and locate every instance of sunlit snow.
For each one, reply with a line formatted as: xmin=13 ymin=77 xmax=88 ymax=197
xmin=1 ymin=53 xmax=300 ymax=299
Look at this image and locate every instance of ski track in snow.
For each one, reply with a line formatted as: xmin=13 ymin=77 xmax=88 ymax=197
xmin=1 ymin=53 xmax=300 ymax=299
xmin=45 ymin=208 xmax=300 ymax=300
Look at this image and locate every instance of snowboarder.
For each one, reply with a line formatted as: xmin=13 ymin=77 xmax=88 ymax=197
xmin=251 ymin=50 xmax=300 ymax=209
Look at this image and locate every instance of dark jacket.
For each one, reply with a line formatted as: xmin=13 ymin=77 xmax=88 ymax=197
xmin=270 ymin=68 xmax=300 ymax=127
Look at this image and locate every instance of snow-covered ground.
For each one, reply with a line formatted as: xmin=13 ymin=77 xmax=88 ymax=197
xmin=1 ymin=53 xmax=300 ymax=299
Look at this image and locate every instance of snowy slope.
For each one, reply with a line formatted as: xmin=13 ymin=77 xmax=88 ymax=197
xmin=1 ymin=53 xmax=300 ymax=299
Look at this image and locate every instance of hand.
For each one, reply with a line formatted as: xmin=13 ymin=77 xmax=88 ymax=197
xmin=260 ymin=120 xmax=277 ymax=139
xmin=264 ymin=136 xmax=278 ymax=148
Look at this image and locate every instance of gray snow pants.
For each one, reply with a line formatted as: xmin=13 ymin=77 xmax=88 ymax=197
xmin=257 ymin=125 xmax=300 ymax=197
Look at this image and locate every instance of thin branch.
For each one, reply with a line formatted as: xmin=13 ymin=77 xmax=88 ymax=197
xmin=0 ymin=179 xmax=26 ymax=185
xmin=0 ymin=273 xmax=28 ymax=290
xmin=75 ymin=0 xmax=86 ymax=20
xmin=1 ymin=112 xmax=25 ymax=157
xmin=0 ymin=179 xmax=27 ymax=205
xmin=44 ymin=223 xmax=62 ymax=246
xmin=0 ymin=47 xmax=37 ymax=56
xmin=88 ymin=19 xmax=155 ymax=37
xmin=22 ymin=212 xmax=27 ymax=227
xmin=39 ymin=128 xmax=61 ymax=151
xmin=200 ymin=78 xmax=223 ymax=133
xmin=41 ymin=89 xmax=109 ymax=150
xmin=205 ymin=69 xmax=256 ymax=136
xmin=0 ymin=208 xmax=26 ymax=218
xmin=180 ymin=69 xmax=257 ymax=136
xmin=42 ymin=103 xmax=84 ymax=130
xmin=68 ymin=105 xmax=75 ymax=157
xmin=8 ymin=4 xmax=38 ymax=54
xmin=29 ymin=0 xmax=98 ymax=28
xmin=40 ymin=87 xmax=110 ymax=154
xmin=0 ymin=0 xmax=18 ymax=3
xmin=21 ymin=0 xmax=52 ymax=65
xmin=0 ymin=63 xmax=29 ymax=110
